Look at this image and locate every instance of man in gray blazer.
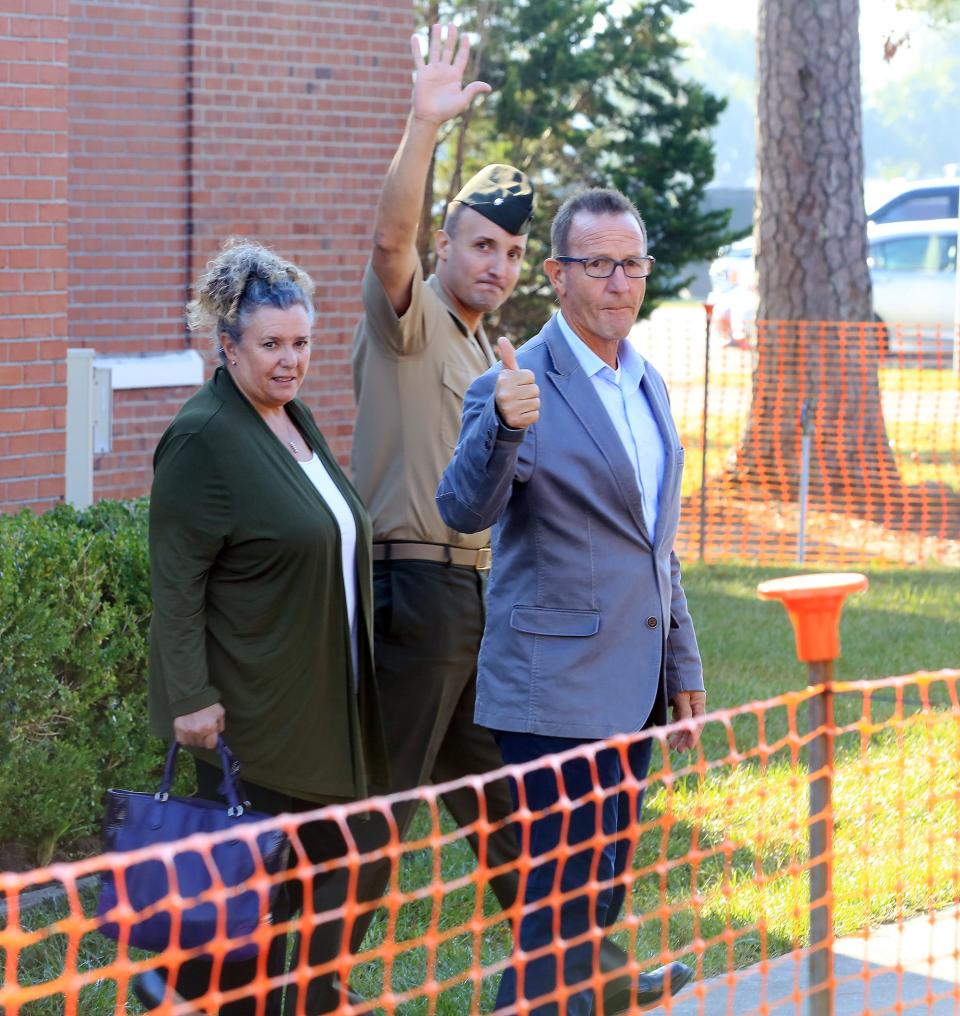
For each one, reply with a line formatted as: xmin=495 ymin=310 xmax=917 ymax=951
xmin=438 ymin=187 xmax=706 ymax=1016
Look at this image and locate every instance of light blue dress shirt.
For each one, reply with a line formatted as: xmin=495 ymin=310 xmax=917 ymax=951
xmin=556 ymin=311 xmax=665 ymax=539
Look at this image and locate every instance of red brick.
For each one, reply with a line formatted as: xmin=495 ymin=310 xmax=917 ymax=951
xmin=1 ymin=477 xmax=40 ymax=501
xmin=38 ymin=475 xmax=65 ymax=497
xmin=7 ymin=432 xmax=39 ymax=454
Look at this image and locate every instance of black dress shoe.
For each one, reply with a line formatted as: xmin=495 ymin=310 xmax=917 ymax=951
xmin=596 ymin=960 xmax=694 ymax=1014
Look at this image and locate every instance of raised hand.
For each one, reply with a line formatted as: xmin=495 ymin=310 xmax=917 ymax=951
xmin=410 ymin=23 xmax=491 ymax=126
xmin=495 ymin=337 xmax=540 ymax=430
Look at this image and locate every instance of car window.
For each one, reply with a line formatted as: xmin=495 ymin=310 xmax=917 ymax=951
xmin=869 ymin=234 xmax=956 ymax=273
xmin=944 ymin=238 xmax=958 ymax=272
xmin=872 ymin=190 xmax=957 ymax=223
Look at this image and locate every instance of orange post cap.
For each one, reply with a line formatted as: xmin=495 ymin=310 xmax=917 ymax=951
xmin=757 ymin=572 xmax=868 ymax=663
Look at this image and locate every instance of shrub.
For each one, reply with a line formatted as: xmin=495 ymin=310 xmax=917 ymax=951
xmin=0 ymin=499 xmax=175 ymax=867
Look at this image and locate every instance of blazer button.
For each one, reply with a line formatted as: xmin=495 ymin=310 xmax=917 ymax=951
xmin=646 ymin=616 xmax=658 ymax=629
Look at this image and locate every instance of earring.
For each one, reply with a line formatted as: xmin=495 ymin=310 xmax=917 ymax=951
xmin=231 ymin=359 xmax=238 ymax=366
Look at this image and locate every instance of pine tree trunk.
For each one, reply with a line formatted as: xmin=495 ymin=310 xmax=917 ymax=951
xmin=737 ymin=0 xmax=912 ymax=521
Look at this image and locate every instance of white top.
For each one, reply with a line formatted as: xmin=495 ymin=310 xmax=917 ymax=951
xmin=557 ymin=311 xmax=665 ymax=539
xmin=298 ymin=452 xmax=359 ymax=686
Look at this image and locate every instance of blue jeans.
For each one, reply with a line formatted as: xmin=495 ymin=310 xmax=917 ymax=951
xmin=493 ymin=731 xmax=654 ymax=1016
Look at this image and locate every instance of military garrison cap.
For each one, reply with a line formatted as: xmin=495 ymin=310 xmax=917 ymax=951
xmin=451 ymin=164 xmax=534 ymax=236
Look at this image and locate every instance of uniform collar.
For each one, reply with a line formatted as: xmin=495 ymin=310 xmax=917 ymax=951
xmin=426 ymin=273 xmax=488 ymax=346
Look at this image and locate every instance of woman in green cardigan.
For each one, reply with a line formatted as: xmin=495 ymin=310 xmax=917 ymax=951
xmin=145 ymin=238 xmax=386 ymax=1015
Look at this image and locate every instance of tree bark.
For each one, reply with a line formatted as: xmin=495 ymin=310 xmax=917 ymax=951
xmin=738 ymin=0 xmax=914 ymax=522
xmin=756 ymin=0 xmax=871 ymax=324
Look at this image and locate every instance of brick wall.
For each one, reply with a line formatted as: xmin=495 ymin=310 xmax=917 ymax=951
xmin=0 ymin=0 xmax=70 ymax=511
xmin=68 ymin=0 xmax=190 ymax=356
xmin=0 ymin=0 xmax=412 ymax=512
xmin=102 ymin=384 xmax=197 ymax=498
xmin=189 ymin=0 xmax=413 ymax=463
xmin=69 ymin=0 xmax=192 ymax=501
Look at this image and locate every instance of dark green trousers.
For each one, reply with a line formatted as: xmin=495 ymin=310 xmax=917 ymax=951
xmin=345 ymin=559 xmax=519 ymax=949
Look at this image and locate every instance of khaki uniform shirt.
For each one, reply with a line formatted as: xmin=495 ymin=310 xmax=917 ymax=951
xmin=352 ymin=260 xmax=495 ymax=549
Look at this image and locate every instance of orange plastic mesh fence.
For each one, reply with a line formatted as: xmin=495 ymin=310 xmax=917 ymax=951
xmin=631 ymin=315 xmax=959 ymax=567
xmin=3 ymin=669 xmax=959 ymax=1014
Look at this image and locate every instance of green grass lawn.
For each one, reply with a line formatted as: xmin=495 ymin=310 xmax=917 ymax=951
xmin=6 ymin=564 xmax=959 ymax=1013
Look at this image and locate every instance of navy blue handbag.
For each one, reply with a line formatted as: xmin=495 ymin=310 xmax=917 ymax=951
xmin=96 ymin=737 xmax=289 ymax=962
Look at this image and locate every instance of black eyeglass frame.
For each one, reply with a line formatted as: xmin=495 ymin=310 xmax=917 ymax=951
xmin=554 ymin=255 xmax=656 ymax=279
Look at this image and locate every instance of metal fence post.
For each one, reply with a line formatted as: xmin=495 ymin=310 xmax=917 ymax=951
xmin=698 ymin=302 xmax=713 ymax=563
xmin=952 ymin=216 xmax=959 ymax=374
xmin=797 ymin=397 xmax=814 ymax=564
xmin=757 ymin=572 xmax=869 ymax=1016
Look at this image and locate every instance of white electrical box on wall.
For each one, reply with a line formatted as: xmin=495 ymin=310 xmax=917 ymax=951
xmin=91 ymin=366 xmax=113 ymax=455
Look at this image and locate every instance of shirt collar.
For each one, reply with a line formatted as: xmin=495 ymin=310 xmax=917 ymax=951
xmin=556 ymin=311 xmax=646 ymax=391
xmin=426 ymin=273 xmax=487 ymax=345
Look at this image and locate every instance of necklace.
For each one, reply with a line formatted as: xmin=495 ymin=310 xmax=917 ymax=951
xmin=259 ymin=407 xmax=305 ymax=457
xmin=271 ymin=418 xmax=302 ymax=456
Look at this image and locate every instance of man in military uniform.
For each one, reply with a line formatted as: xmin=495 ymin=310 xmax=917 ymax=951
xmin=350 ymin=19 xmax=524 ymax=907
xmin=350 ymin=24 xmax=643 ymax=1014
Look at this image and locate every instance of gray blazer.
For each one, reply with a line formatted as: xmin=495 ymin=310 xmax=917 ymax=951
xmin=437 ymin=315 xmax=704 ymax=740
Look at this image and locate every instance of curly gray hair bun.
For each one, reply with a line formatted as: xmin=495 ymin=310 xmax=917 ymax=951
xmin=186 ymin=238 xmax=315 ymax=358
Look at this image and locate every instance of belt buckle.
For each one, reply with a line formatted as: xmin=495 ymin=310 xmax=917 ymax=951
xmin=475 ymin=547 xmax=492 ymax=571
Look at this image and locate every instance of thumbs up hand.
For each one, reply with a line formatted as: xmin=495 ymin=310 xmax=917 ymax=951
xmin=495 ymin=337 xmax=540 ymax=430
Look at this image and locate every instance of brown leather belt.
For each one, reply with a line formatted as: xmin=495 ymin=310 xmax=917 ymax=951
xmin=372 ymin=541 xmax=492 ymax=571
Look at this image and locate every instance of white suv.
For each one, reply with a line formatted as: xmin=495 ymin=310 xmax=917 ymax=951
xmin=868 ymin=218 xmax=958 ymax=355
xmin=868 ymin=178 xmax=960 ymax=225
xmin=705 ymin=218 xmax=958 ymax=356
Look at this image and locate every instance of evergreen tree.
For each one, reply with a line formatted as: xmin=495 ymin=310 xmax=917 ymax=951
xmin=415 ymin=0 xmax=735 ymax=338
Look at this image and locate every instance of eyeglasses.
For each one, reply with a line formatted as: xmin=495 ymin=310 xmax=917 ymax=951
xmin=554 ymin=255 xmax=655 ymax=279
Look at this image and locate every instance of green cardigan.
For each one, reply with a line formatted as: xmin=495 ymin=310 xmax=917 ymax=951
xmin=148 ymin=367 xmax=387 ymax=802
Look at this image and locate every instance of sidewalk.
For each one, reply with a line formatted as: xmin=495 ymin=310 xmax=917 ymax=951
xmin=664 ymin=907 xmax=960 ymax=1015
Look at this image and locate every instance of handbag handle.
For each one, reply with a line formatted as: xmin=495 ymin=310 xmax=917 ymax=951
xmin=156 ymin=736 xmax=248 ymax=817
